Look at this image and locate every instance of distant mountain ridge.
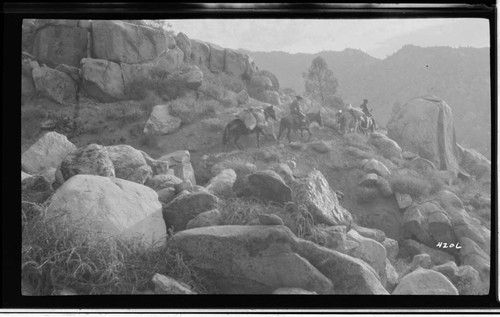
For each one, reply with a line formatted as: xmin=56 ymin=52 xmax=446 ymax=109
xmin=242 ymin=45 xmax=491 ymax=157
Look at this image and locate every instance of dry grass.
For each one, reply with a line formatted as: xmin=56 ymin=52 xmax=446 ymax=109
xmin=388 ymin=172 xmax=432 ymax=198
xmin=169 ymin=96 xmax=217 ymax=125
xmin=22 ymin=203 xmax=205 ymax=295
xmin=201 ymin=117 xmax=226 ymax=132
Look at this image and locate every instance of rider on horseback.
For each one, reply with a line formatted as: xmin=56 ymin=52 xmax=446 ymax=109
xmin=291 ymin=95 xmax=306 ymax=126
xmin=360 ymin=99 xmax=377 ymax=130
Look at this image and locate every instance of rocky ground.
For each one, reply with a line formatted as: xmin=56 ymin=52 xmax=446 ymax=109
xmin=21 ymin=19 xmax=492 ymax=296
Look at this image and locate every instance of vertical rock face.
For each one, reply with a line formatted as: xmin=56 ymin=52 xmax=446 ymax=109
xmin=175 ymin=32 xmax=191 ymax=63
xmin=387 ymin=96 xmax=459 ymax=172
xmin=207 ymin=42 xmax=226 ymax=73
xmin=33 ymin=24 xmax=88 ymax=67
xmin=91 ymin=20 xmax=168 ymax=64
xmin=32 ymin=66 xmax=77 ymax=104
xmin=81 ymin=58 xmax=125 ymax=102
xmin=190 ymin=39 xmax=210 ymax=67
xmin=225 ymin=49 xmax=247 ymax=77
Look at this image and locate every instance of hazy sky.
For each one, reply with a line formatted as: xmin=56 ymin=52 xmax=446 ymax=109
xmin=169 ymin=18 xmax=489 ymax=59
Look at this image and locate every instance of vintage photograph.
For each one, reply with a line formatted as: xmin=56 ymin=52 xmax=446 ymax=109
xmin=20 ymin=13 xmax=492 ymax=298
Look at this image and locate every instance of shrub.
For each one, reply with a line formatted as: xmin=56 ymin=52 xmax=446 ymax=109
xmin=219 ymin=197 xmax=264 ymax=225
xmin=344 ymin=133 xmax=371 ymax=152
xmin=22 ymin=205 xmax=204 ymax=295
xmin=388 ymin=172 xmax=431 ymax=198
xmin=169 ymin=97 xmax=215 ymax=125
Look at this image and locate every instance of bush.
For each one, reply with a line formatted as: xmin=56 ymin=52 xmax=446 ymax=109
xmin=388 ymin=172 xmax=431 ymax=198
xmin=169 ymin=97 xmax=216 ymax=125
xmin=22 ymin=205 xmax=205 ymax=295
xmin=219 ymin=197 xmax=264 ymax=225
xmin=200 ymin=66 xmax=245 ymax=94
xmin=124 ymin=72 xmax=190 ymax=102
xmin=345 ymin=146 xmax=374 ymax=160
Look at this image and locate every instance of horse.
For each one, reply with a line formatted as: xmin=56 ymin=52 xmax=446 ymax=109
xmin=277 ymin=111 xmax=323 ymax=143
xmin=222 ymin=105 xmax=277 ymax=151
xmin=336 ymin=109 xmax=357 ymax=135
xmin=358 ymin=115 xmax=375 ymax=135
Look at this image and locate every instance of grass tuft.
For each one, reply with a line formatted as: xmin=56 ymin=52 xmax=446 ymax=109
xmin=22 ymin=204 xmax=204 ymax=295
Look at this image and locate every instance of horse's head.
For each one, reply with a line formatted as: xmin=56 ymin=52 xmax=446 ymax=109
xmin=264 ymin=105 xmax=277 ymax=121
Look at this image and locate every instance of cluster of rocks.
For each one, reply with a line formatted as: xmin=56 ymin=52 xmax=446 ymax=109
xmin=21 ymin=19 xmax=281 ymax=107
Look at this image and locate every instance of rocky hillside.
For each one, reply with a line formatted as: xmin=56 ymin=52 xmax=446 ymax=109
xmin=244 ymin=46 xmax=491 ymax=158
xmin=21 ymin=19 xmax=491 ymax=296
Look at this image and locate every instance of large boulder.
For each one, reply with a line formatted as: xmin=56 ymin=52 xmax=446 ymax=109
xmin=143 ymin=104 xmax=182 ymax=135
xmin=346 ymin=230 xmax=387 ymax=283
xmin=33 ymin=23 xmax=88 ymax=67
xmin=206 ymin=169 xmax=237 ymax=197
xmin=436 ymin=190 xmax=490 ymax=254
xmin=257 ymin=70 xmax=280 ymax=91
xmin=387 ymin=96 xmax=459 ymax=172
xmin=225 ymin=49 xmax=247 ymax=77
xmin=458 ymin=237 xmax=490 ymax=282
xmin=207 ymin=42 xmax=226 ymax=73
xmin=432 ymin=262 xmax=483 ymax=295
xmin=393 ymin=268 xmax=458 ymax=295
xmin=247 ymin=170 xmax=292 ymax=205
xmin=81 ymin=58 xmax=125 ymax=102
xmin=92 ymin=20 xmax=168 ymax=64
xmin=368 ymin=133 xmax=402 ymax=159
xmin=190 ymin=39 xmax=210 ymax=67
xmin=46 ymin=174 xmax=165 ymax=247
xmin=175 ymin=32 xmax=191 ymax=63
xmin=255 ymin=90 xmax=281 ymax=106
xmin=179 ymin=65 xmax=203 ymax=90
xmin=247 ymin=75 xmax=273 ymax=98
xmin=106 ymin=145 xmax=152 ymax=184
xmin=294 ymin=170 xmax=353 ymax=227
xmin=32 ymin=66 xmax=77 ymax=104
xmin=162 ymin=191 xmax=219 ymax=232
xmin=59 ymin=143 xmax=115 ymax=181
xmin=151 ymin=47 xmax=184 ymax=74
xmin=296 ymin=239 xmax=388 ymax=294
xmin=170 ymin=225 xmax=333 ymax=294
xmin=186 ymin=209 xmax=222 ymax=229
xmin=456 ymin=144 xmax=491 ymax=182
xmin=22 ymin=132 xmax=77 ymax=175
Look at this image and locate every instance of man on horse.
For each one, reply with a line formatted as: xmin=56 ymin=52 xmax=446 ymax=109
xmin=360 ymin=99 xmax=377 ymax=130
xmin=290 ymin=95 xmax=306 ymax=126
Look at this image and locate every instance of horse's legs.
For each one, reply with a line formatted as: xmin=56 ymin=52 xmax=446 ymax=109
xmin=306 ymin=128 xmax=312 ymax=142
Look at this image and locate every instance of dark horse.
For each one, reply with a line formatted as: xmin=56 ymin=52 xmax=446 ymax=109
xmin=277 ymin=111 xmax=323 ymax=143
xmin=222 ymin=105 xmax=277 ymax=151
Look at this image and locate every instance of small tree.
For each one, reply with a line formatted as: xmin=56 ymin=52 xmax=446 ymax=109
xmin=303 ymin=56 xmax=339 ymax=109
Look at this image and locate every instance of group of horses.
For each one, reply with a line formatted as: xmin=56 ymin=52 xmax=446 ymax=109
xmin=335 ymin=105 xmax=376 ymax=136
xmin=222 ymin=103 xmax=374 ymax=151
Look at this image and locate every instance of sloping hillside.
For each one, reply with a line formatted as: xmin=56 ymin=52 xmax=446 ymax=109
xmin=245 ymin=45 xmax=491 ymax=158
